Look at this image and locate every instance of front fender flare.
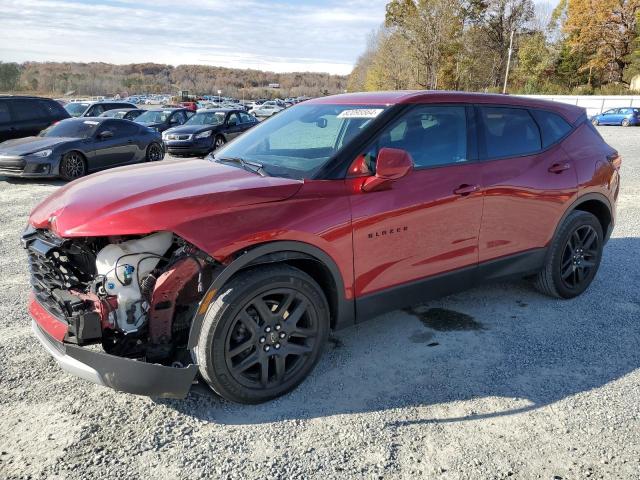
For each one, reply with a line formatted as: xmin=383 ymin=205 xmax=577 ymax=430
xmin=187 ymin=241 xmax=354 ymax=348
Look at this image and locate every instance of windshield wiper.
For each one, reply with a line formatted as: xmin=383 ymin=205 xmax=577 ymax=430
xmin=217 ymin=157 xmax=268 ymax=177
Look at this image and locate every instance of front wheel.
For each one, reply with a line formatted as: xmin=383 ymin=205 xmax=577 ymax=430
xmin=591 ymin=118 xmax=599 ymax=126
xmin=59 ymin=151 xmax=86 ymax=181
xmin=196 ymin=265 xmax=330 ymax=404
xmin=214 ymin=135 xmax=226 ymax=150
xmin=534 ymin=211 xmax=603 ymax=299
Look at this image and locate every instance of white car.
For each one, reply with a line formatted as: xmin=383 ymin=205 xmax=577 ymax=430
xmin=249 ymin=104 xmax=284 ymax=118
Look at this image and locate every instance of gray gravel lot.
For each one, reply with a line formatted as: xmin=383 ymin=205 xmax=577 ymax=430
xmin=1 ymin=127 xmax=639 ymax=480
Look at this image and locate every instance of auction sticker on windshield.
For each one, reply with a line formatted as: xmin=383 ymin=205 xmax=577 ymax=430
xmin=337 ymin=109 xmax=384 ymax=119
xmin=83 ymin=121 xmax=99 ymax=125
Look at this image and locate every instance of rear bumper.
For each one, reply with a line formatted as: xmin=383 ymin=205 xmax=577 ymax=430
xmin=30 ymin=298 xmax=198 ymax=399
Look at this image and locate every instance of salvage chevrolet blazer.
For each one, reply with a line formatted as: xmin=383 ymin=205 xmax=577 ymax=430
xmin=24 ymin=91 xmax=620 ymax=404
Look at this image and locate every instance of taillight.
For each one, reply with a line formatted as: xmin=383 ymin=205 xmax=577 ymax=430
xmin=607 ymin=152 xmax=622 ymax=170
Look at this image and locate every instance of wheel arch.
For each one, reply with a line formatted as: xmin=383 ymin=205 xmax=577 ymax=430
xmin=187 ymin=241 xmax=355 ymax=349
xmin=553 ymin=193 xmax=613 ymax=250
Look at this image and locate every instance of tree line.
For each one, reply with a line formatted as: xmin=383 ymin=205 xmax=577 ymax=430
xmin=0 ymin=61 xmax=347 ymax=98
xmin=348 ymin=0 xmax=640 ymax=95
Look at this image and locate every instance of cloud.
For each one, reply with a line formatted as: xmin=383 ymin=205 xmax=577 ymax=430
xmin=0 ymin=0 xmax=388 ymax=74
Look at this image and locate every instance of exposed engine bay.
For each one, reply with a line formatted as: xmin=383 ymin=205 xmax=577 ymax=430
xmin=24 ymin=228 xmax=218 ymax=365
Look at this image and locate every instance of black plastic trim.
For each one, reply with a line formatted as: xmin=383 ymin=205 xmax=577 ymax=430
xmin=356 ymin=248 xmax=547 ymax=321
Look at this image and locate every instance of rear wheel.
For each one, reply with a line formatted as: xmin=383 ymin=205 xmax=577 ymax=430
xmin=534 ymin=211 xmax=603 ymax=298
xmin=197 ymin=265 xmax=330 ymax=404
xmin=59 ymin=151 xmax=86 ymax=181
xmin=622 ymin=118 xmax=631 ymax=127
xmin=146 ymin=143 xmax=164 ymax=162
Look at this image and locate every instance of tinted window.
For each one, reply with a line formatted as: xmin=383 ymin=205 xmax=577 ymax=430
xmin=480 ymin=107 xmax=541 ymax=158
xmin=38 ymin=100 xmax=65 ymax=118
xmin=364 ymin=105 xmax=468 ymax=169
xmin=240 ymin=112 xmax=254 ymax=123
xmin=88 ymin=104 xmax=105 ymax=116
xmin=10 ymin=100 xmax=48 ymax=121
xmin=0 ymin=101 xmax=10 ymax=123
xmin=227 ymin=113 xmax=240 ymax=125
xmin=171 ymin=111 xmax=186 ymax=125
xmin=531 ymin=110 xmax=573 ymax=148
xmin=100 ymin=120 xmax=138 ymax=137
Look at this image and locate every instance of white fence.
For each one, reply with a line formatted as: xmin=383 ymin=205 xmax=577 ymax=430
xmin=520 ymin=95 xmax=640 ymax=118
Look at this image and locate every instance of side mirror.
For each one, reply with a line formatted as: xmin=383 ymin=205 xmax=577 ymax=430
xmin=362 ymin=148 xmax=413 ymax=192
xmin=98 ymin=130 xmax=113 ymax=139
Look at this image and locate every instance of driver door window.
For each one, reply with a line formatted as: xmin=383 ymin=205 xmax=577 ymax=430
xmin=360 ymin=105 xmax=468 ymax=173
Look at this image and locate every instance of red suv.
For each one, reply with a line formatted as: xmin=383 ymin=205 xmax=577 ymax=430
xmin=24 ymin=91 xmax=620 ymax=403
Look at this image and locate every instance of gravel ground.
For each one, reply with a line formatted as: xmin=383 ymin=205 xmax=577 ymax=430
xmin=1 ymin=127 xmax=639 ymax=480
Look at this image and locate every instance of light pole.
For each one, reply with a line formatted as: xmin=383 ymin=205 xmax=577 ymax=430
xmin=503 ymin=29 xmax=515 ymax=94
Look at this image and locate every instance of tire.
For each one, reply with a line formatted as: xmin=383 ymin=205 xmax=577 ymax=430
xmin=59 ymin=151 xmax=87 ymax=181
xmin=591 ymin=118 xmax=599 ymax=126
xmin=213 ymin=135 xmax=226 ymax=150
xmin=622 ymin=118 xmax=630 ymax=127
xmin=146 ymin=143 xmax=164 ymax=162
xmin=534 ymin=211 xmax=603 ymax=299
xmin=196 ymin=265 xmax=330 ymax=404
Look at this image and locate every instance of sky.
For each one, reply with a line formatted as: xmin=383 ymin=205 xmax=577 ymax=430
xmin=1 ymin=0 xmax=558 ymax=75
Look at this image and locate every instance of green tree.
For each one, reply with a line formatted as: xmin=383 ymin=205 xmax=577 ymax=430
xmin=0 ymin=62 xmax=21 ymax=91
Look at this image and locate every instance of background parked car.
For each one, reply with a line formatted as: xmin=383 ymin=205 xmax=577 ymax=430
xmin=99 ymin=108 xmax=144 ymax=121
xmin=163 ymin=108 xmax=258 ymax=156
xmin=591 ymin=108 xmax=640 ymax=126
xmin=179 ymin=101 xmax=198 ymax=112
xmin=0 ymin=96 xmax=70 ymax=142
xmin=249 ymin=103 xmax=284 ymax=118
xmin=0 ymin=117 xmax=163 ymax=180
xmin=134 ymin=108 xmax=193 ymax=132
xmin=64 ymin=101 xmax=137 ymax=118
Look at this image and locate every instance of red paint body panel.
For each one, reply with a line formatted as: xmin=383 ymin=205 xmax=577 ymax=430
xmin=29 ymin=294 xmax=67 ymax=341
xmin=478 ymin=144 xmax=578 ymax=262
xmin=349 ymin=162 xmax=482 ymax=297
xmin=29 ymin=159 xmax=303 ymax=238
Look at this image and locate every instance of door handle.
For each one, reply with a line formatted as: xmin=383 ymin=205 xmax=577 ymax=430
xmin=548 ymin=163 xmax=571 ymax=174
xmin=453 ymin=184 xmax=480 ymax=196
xmin=127 ymin=139 xmax=134 ymax=144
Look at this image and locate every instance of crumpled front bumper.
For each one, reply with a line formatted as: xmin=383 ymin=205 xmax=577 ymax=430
xmin=30 ymin=297 xmax=198 ymax=399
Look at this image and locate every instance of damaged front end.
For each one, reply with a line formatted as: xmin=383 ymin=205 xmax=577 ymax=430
xmin=23 ymin=225 xmax=219 ymax=398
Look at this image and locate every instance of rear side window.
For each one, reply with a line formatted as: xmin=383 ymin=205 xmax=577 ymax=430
xmin=38 ymin=99 xmax=66 ymax=118
xmin=479 ymin=107 xmax=541 ymax=159
xmin=0 ymin=101 xmax=10 ymax=123
xmin=531 ymin=110 xmax=573 ymax=148
xmin=9 ymin=100 xmax=49 ymax=121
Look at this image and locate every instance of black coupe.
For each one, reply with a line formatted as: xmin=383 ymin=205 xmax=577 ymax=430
xmin=0 ymin=117 xmax=164 ymax=181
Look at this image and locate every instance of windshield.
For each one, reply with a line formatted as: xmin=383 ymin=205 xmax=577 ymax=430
xmin=64 ymin=103 xmax=90 ymax=117
xmin=39 ymin=119 xmax=100 ymax=138
xmin=213 ymin=104 xmax=388 ymax=179
xmin=186 ymin=111 xmax=225 ymax=126
xmin=136 ymin=110 xmax=170 ymax=123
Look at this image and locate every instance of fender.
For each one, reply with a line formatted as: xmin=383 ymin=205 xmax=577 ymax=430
xmin=546 ymin=192 xmax=613 ymax=262
xmin=187 ymin=240 xmax=355 ymax=348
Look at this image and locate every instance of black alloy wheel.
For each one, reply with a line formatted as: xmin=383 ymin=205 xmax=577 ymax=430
xmin=197 ymin=265 xmax=329 ymax=404
xmin=214 ymin=135 xmax=226 ymax=150
xmin=224 ymin=288 xmax=319 ymax=389
xmin=534 ymin=210 xmax=603 ymax=298
xmin=59 ymin=152 xmax=86 ymax=181
xmin=147 ymin=143 xmax=164 ymax=162
xmin=559 ymin=224 xmax=600 ymax=290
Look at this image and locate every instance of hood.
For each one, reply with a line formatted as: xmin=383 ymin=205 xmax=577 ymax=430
xmin=165 ymin=125 xmax=217 ymax=135
xmin=0 ymin=136 xmax=71 ymax=155
xmin=29 ymin=159 xmax=303 ymax=237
